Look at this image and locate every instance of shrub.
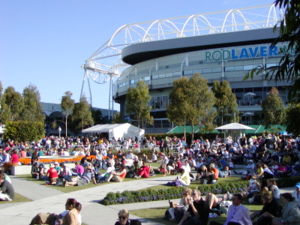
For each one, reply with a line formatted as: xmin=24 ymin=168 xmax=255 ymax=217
xmin=4 ymin=121 xmax=45 ymax=142
xmin=100 ymin=181 xmax=250 ymax=205
xmin=275 ymin=176 xmax=300 ymax=188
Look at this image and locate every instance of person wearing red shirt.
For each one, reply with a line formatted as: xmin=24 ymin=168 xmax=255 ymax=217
xmin=136 ymin=161 xmax=151 ymax=178
xmin=46 ymin=164 xmax=58 ymax=184
xmin=10 ymin=150 xmax=19 ymax=175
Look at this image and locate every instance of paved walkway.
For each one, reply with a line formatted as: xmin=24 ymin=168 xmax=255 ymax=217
xmin=1 ymin=176 xmax=296 ymax=225
xmin=0 ymin=176 xmax=176 ymax=225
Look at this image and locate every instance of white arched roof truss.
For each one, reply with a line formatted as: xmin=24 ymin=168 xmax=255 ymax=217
xmin=108 ymin=24 xmax=149 ymax=46
xmin=266 ymin=4 xmax=278 ymax=27
xmin=142 ymin=19 xmax=180 ymax=41
xmin=180 ymin=14 xmax=216 ymax=37
xmin=221 ymin=9 xmax=250 ymax=32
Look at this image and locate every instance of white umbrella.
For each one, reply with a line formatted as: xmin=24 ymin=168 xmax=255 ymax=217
xmin=244 ymin=92 xmax=256 ymax=96
xmin=215 ymin=122 xmax=255 ymax=130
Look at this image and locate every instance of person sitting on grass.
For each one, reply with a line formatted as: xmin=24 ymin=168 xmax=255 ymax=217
xmin=31 ymin=161 xmax=40 ymax=179
xmin=251 ymin=191 xmax=282 ymax=225
xmin=57 ymin=163 xmax=73 ymax=185
xmin=197 ymin=165 xmax=215 ymax=184
xmin=97 ymin=162 xmax=115 ymax=183
xmin=177 ymin=168 xmax=191 ymax=186
xmin=135 ymin=161 xmax=151 ymax=178
xmin=219 ymin=166 xmax=231 ymax=178
xmin=46 ymin=163 xmax=58 ymax=185
xmin=114 ymin=209 xmax=141 ymax=225
xmin=108 ymin=164 xmax=127 ymax=182
xmin=292 ymin=182 xmax=300 ymax=208
xmin=0 ymin=172 xmax=14 ymax=201
xmin=259 ymin=193 xmax=300 ymax=225
xmin=178 ymin=189 xmax=210 ymax=225
xmin=37 ymin=163 xmax=47 ymax=181
xmin=210 ymin=194 xmax=252 ymax=225
xmin=166 ymin=188 xmax=192 ymax=222
xmin=62 ymin=199 xmax=82 ymax=225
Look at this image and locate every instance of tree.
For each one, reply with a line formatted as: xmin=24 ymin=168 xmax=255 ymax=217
xmin=61 ymin=91 xmax=74 ymax=137
xmin=126 ymin=81 xmax=152 ymax=128
xmin=21 ymin=85 xmax=44 ymax=122
xmin=168 ymin=73 xmax=216 ymax=140
xmin=212 ymin=80 xmax=239 ymax=125
xmin=0 ymin=86 xmax=23 ymax=122
xmin=245 ymin=0 xmax=300 ymax=99
xmin=71 ymin=96 xmax=94 ymax=133
xmin=261 ymin=87 xmax=286 ymax=127
xmin=91 ymin=108 xmax=110 ymax=124
xmin=112 ymin=112 xmax=124 ymax=123
xmin=4 ymin=121 xmax=44 ymax=142
xmin=0 ymin=81 xmax=3 ymax=98
xmin=286 ymin=103 xmax=300 ymax=135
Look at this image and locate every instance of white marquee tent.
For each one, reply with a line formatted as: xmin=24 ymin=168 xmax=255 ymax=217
xmin=215 ymin=123 xmax=255 ymax=131
xmin=82 ymin=123 xmax=145 ymax=140
xmin=215 ymin=122 xmax=255 ymax=140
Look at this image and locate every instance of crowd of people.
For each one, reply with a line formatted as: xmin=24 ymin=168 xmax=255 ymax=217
xmin=1 ymin=133 xmax=300 ymax=224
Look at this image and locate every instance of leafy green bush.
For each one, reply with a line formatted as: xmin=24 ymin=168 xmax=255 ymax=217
xmin=4 ymin=121 xmax=45 ymax=142
xmin=101 ymin=187 xmax=185 ymax=205
xmin=100 ymin=181 xmax=249 ymax=205
xmin=275 ymin=176 xmax=300 ymax=188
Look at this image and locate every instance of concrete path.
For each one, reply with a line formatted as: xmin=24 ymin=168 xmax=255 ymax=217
xmin=11 ymin=176 xmax=62 ymax=200
xmin=1 ymin=175 xmax=297 ymax=225
xmin=0 ymin=175 xmax=176 ymax=225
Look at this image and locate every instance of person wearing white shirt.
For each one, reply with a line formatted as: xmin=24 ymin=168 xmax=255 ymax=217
xmin=224 ymin=194 xmax=252 ymax=225
xmin=292 ymin=182 xmax=300 ymax=208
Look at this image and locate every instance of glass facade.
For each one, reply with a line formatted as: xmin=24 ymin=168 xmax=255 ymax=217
xmin=114 ymin=42 xmax=290 ymax=129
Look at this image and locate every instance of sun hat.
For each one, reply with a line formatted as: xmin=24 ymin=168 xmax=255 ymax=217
xmin=296 ymin=182 xmax=300 ymax=189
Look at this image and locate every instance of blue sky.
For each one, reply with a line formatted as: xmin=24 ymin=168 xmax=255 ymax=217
xmin=0 ymin=0 xmax=275 ymax=110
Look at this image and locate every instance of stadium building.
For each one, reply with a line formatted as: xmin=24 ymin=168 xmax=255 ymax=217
xmin=82 ymin=5 xmax=290 ymax=133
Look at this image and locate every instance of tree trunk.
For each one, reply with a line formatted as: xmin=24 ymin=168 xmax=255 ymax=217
xmin=191 ymin=124 xmax=195 ymax=142
xmin=184 ymin=119 xmax=186 ymax=141
xmin=65 ymin=115 xmax=68 ymax=137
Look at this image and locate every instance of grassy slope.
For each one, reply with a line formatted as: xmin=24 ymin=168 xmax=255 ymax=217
xmin=130 ymin=204 xmax=262 ymax=225
xmin=0 ymin=193 xmax=31 ymax=204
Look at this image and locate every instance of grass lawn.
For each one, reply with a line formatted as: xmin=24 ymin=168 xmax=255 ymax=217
xmin=130 ymin=203 xmax=262 ymax=225
xmin=139 ymin=176 xmax=243 ymax=191
xmin=16 ymin=173 xmax=170 ymax=193
xmin=16 ymin=174 xmax=106 ymax=193
xmin=0 ymin=193 xmax=31 ymax=204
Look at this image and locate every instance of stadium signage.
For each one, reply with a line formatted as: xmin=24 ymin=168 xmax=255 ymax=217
xmin=205 ymin=45 xmax=287 ymax=62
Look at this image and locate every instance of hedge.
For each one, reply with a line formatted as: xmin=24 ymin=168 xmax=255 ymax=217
xmin=101 ymin=181 xmax=248 ymax=205
xmin=4 ymin=121 xmax=45 ymax=142
xmin=100 ymin=176 xmax=300 ymax=205
xmin=276 ymin=176 xmax=300 ymax=188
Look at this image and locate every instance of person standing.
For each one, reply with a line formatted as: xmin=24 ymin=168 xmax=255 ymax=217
xmin=10 ymin=150 xmax=19 ymax=175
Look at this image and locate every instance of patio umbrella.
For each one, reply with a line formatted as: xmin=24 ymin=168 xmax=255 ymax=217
xmin=215 ymin=122 xmax=255 ymax=130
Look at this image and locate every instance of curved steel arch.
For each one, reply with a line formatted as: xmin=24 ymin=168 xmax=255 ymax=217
xmin=221 ymin=9 xmax=250 ymax=32
xmin=266 ymin=4 xmax=279 ymax=27
xmin=180 ymin=14 xmax=216 ymax=37
xmin=142 ymin=19 xmax=181 ymax=41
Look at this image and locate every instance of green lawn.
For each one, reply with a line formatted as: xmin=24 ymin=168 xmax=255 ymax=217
xmin=130 ymin=203 xmax=262 ymax=225
xmin=139 ymin=176 xmax=243 ymax=191
xmin=0 ymin=193 xmax=31 ymax=204
xmin=16 ymin=174 xmax=106 ymax=193
xmin=16 ymin=173 xmax=169 ymax=193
